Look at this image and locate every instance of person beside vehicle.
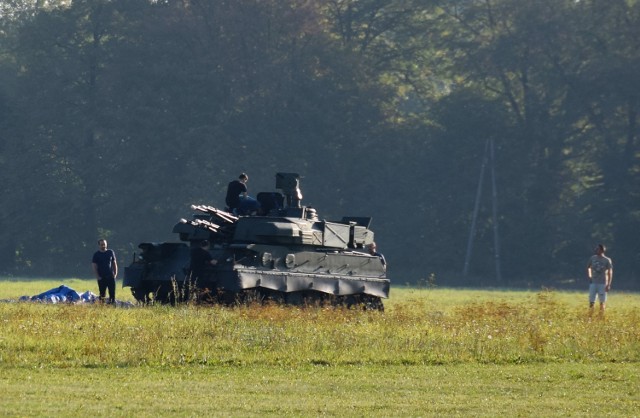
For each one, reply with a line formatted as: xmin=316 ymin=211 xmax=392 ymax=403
xmin=367 ymin=242 xmax=387 ymax=271
xmin=189 ymin=240 xmax=218 ymax=282
xmin=91 ymin=239 xmax=118 ymax=304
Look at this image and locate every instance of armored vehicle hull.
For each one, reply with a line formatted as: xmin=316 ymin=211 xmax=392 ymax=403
xmin=123 ymin=173 xmax=389 ymax=309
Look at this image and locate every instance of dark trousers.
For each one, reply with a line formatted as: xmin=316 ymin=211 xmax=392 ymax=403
xmin=97 ymin=276 xmax=116 ymax=303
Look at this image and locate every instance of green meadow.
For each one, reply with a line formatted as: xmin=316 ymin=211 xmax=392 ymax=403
xmin=1 ymin=279 xmax=639 ymax=416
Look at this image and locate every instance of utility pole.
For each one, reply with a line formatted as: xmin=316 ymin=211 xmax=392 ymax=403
xmin=463 ymin=140 xmax=489 ymax=278
xmin=463 ymin=139 xmax=502 ymax=283
xmin=489 ymin=139 xmax=502 ymax=283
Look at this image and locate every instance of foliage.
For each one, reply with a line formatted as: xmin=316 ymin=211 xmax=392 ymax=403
xmin=0 ymin=0 xmax=638 ymax=287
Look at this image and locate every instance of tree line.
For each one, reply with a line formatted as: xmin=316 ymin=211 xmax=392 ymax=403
xmin=0 ymin=0 xmax=638 ymax=289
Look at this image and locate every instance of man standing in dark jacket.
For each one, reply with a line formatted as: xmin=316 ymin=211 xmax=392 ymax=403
xmin=92 ymin=239 xmax=118 ymax=303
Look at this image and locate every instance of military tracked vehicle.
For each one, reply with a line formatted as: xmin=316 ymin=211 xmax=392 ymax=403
xmin=123 ymin=173 xmax=389 ymax=309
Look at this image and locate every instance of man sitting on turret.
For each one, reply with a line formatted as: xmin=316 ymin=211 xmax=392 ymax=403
xmin=225 ymin=173 xmax=260 ymax=215
xmin=225 ymin=173 xmax=249 ymax=213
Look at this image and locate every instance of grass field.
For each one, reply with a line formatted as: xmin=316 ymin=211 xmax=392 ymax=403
xmin=1 ymin=279 xmax=639 ymax=416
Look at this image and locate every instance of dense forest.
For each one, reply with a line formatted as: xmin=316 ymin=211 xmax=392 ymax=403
xmin=0 ymin=0 xmax=638 ymax=289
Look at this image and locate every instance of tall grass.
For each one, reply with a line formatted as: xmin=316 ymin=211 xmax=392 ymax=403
xmin=1 ymin=285 xmax=638 ymax=368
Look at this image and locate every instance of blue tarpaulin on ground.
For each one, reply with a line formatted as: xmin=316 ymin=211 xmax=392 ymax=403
xmin=1 ymin=285 xmax=133 ymax=306
xmin=19 ymin=284 xmax=97 ymax=304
